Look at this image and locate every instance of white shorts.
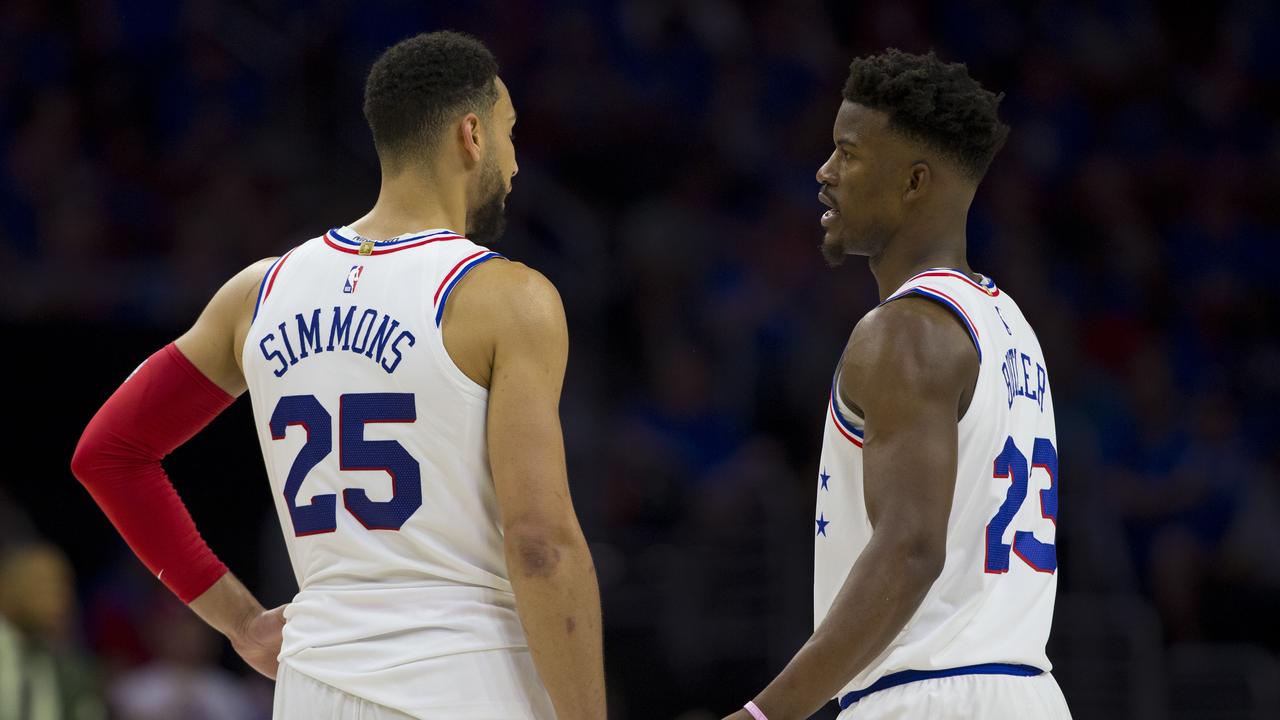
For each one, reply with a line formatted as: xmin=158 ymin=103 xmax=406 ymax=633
xmin=838 ymin=671 xmax=1072 ymax=719
xmin=272 ymin=655 xmax=556 ymax=720
xmin=274 ymin=663 xmax=414 ymax=720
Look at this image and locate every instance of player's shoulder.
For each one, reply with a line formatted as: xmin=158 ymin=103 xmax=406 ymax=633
xmin=445 ymin=258 xmax=566 ymax=336
xmin=853 ymin=294 xmax=972 ymax=353
xmin=240 ymin=256 xmax=281 ymax=286
xmin=457 ymin=259 xmax=562 ymax=314
xmin=192 ymin=257 xmax=280 ymax=320
xmin=463 ymin=257 xmax=556 ymax=292
xmin=843 ymin=295 xmax=978 ymax=387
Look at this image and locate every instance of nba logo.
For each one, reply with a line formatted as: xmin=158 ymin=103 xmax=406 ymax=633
xmin=344 ymin=265 xmax=364 ymax=293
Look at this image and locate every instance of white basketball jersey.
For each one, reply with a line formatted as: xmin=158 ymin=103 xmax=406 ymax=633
xmin=242 ymin=226 xmax=538 ymax=715
xmin=814 ymin=268 xmax=1059 ymax=707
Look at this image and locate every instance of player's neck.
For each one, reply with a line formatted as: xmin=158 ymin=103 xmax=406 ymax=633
xmin=349 ymin=170 xmax=468 ymax=240
xmin=868 ymin=196 xmax=977 ymax=300
xmin=869 ymin=231 xmax=971 ymax=302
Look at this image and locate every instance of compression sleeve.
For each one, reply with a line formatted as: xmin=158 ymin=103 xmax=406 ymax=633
xmin=70 ymin=343 xmax=234 ymax=602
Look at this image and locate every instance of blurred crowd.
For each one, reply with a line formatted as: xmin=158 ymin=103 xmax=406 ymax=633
xmin=2 ymin=1 xmax=1278 ymax=718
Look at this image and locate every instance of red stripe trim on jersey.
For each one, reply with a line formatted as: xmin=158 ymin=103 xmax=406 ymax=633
xmin=323 ymin=235 xmax=354 ymax=254
xmin=323 ymin=232 xmax=464 ymax=256
xmin=434 ymin=250 xmax=488 ymax=304
xmin=829 ymin=398 xmax=864 ymax=447
xmin=907 ymin=270 xmax=1000 ymax=297
xmin=261 ymin=248 xmax=296 ymax=305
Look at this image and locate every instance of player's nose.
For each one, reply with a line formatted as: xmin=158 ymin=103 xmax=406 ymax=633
xmin=816 ymin=153 xmax=837 ymax=186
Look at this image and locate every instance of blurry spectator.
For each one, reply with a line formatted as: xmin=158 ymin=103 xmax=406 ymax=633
xmin=1113 ymin=353 xmax=1252 ymax=642
xmin=108 ymin=591 xmax=258 ymax=720
xmin=0 ymin=491 xmax=36 ymax=551
xmin=0 ymin=543 xmax=105 ymax=720
xmin=1217 ymin=448 xmax=1280 ymax=651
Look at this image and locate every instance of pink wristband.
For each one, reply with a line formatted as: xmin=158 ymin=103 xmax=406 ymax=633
xmin=744 ymin=701 xmax=768 ymax=720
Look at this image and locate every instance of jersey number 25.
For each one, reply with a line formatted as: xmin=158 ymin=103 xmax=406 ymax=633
xmin=269 ymin=393 xmax=421 ymax=536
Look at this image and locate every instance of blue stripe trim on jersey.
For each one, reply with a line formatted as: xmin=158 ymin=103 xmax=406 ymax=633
xmin=252 ymin=255 xmax=285 ymax=322
xmin=829 ymin=376 xmax=864 ymax=439
xmin=838 ymin=663 xmax=1044 ymax=709
xmin=329 ymin=227 xmax=456 ymax=247
xmin=892 ymin=287 xmax=983 ymax=363
xmin=434 ymin=252 xmax=504 ymax=327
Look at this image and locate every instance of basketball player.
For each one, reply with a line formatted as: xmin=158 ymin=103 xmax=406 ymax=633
xmin=724 ymin=50 xmax=1071 ymax=720
xmin=71 ymin=32 xmax=605 ymax=719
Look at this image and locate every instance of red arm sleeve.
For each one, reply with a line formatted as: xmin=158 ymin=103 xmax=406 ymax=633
xmin=71 ymin=343 xmax=234 ymax=602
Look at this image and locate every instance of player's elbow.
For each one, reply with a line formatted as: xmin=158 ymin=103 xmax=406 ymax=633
xmin=886 ymin=530 xmax=947 ymax=585
xmin=504 ymin=521 xmax=582 ymax=579
xmin=70 ymin=426 xmax=105 ymax=485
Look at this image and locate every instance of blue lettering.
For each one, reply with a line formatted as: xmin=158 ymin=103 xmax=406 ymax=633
xmin=328 ymin=305 xmax=356 ymax=351
xmin=259 ymin=334 xmax=289 ymax=377
xmin=278 ymin=322 xmax=299 ymax=365
xmin=295 ymin=309 xmax=323 ymax=359
xmin=1002 ymin=348 xmax=1017 ymax=408
xmin=382 ymin=331 xmax=416 ymax=373
xmin=260 ymin=305 xmax=415 ymax=377
xmin=350 ymin=309 xmax=379 ymax=355
xmin=1037 ymin=364 xmax=1048 ymax=412
xmin=1021 ymin=353 xmax=1036 ymax=402
xmin=365 ymin=315 xmax=400 ymax=361
xmin=1000 ymin=346 xmax=1049 ymax=413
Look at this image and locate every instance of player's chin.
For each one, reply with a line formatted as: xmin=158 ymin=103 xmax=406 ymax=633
xmin=819 ymin=233 xmax=846 ymax=267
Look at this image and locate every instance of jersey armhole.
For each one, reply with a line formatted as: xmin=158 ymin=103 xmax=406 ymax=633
xmin=423 ymin=250 xmax=506 ymax=401
xmin=829 ymin=372 xmax=866 ymax=448
xmin=252 ymin=248 xmax=298 ymax=322
xmin=432 ymin=251 xmax=505 ymax=327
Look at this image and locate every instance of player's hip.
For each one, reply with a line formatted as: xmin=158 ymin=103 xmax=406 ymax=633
xmin=274 ymin=649 xmax=555 ymax=719
xmin=281 ymin=581 xmax=526 ymax=656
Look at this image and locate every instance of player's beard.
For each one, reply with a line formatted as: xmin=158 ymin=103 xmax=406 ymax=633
xmin=821 ymin=217 xmax=892 ymax=268
xmin=466 ymin=155 xmax=507 ymax=245
xmin=821 ymin=233 xmax=846 ymax=267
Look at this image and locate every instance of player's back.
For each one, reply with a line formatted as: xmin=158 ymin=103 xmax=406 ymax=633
xmin=241 ymin=226 xmax=530 ymax=714
xmin=814 ymin=268 xmax=1059 ymax=706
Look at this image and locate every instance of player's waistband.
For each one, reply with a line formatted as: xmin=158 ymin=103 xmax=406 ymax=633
xmin=838 ymin=663 xmax=1044 ymax=709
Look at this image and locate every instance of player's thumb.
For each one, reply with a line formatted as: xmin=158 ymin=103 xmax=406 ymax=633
xmin=264 ymin=603 xmax=288 ymax=630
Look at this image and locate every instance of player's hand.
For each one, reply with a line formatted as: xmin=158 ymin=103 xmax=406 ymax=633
xmin=230 ymin=604 xmax=287 ymax=679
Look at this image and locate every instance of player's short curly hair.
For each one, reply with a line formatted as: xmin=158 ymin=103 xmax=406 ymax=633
xmin=843 ymin=49 xmax=1009 ymax=181
xmin=363 ymin=31 xmax=499 ymax=166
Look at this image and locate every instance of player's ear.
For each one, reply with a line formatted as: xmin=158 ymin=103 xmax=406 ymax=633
xmin=903 ymin=161 xmax=930 ymax=203
xmin=459 ymin=113 xmax=483 ymax=166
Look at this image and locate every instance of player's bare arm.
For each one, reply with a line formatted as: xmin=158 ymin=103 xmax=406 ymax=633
xmin=72 ymin=258 xmax=287 ymax=679
xmin=444 ymin=259 xmax=607 ymax=720
xmin=171 ymin=257 xmax=278 ymax=394
xmin=725 ymin=297 xmax=978 ymax=720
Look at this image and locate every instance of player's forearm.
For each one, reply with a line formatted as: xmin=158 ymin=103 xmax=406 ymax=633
xmin=750 ymin=534 xmax=944 ymax=720
xmin=505 ymin=527 xmax=606 ymax=720
xmin=71 ymin=343 xmax=234 ymax=601
xmin=188 ymin=572 xmax=265 ymax=642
